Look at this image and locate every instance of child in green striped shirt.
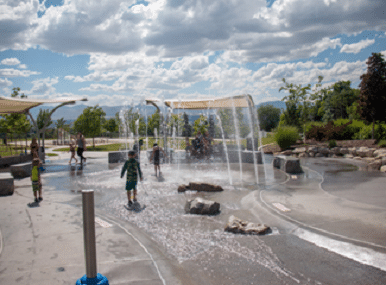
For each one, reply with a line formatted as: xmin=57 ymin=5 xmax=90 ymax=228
xmin=121 ymin=151 xmax=143 ymax=207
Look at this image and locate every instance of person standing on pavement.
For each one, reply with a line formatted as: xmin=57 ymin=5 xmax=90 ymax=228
xmin=68 ymin=135 xmax=78 ymax=164
xmin=121 ymin=150 xmax=143 ymax=207
xmin=76 ymin=132 xmax=87 ymax=164
xmin=31 ymin=158 xmax=43 ymax=203
xmin=150 ymin=143 xmax=166 ymax=177
xmin=30 ymin=137 xmax=39 ymax=159
xmin=133 ymin=139 xmax=144 ymax=162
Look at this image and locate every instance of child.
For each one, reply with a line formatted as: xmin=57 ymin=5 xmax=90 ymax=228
xmin=150 ymin=143 xmax=166 ymax=177
xmin=121 ymin=150 xmax=143 ymax=207
xmin=31 ymin=158 xmax=43 ymax=203
xmin=69 ymin=136 xmax=78 ymax=164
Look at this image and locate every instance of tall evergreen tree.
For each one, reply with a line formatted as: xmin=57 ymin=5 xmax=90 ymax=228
xmin=358 ymin=53 xmax=386 ymax=139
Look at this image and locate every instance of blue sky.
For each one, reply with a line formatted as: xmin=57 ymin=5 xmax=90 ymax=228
xmin=0 ymin=0 xmax=385 ymax=107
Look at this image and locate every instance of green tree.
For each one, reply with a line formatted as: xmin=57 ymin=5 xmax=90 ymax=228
xmin=0 ymin=88 xmax=31 ymax=146
xmin=147 ymin=112 xmax=161 ymax=136
xmin=73 ymin=105 xmax=106 ymax=147
xmin=55 ymin=118 xmax=66 ymax=144
xmin=37 ymin=109 xmax=53 ymax=148
xmin=321 ymin=81 xmax=360 ymax=121
xmin=358 ymin=53 xmax=386 ymax=139
xmin=168 ymin=114 xmax=184 ymax=136
xmin=257 ymin=104 xmax=281 ymax=132
xmin=193 ymin=115 xmax=209 ymax=135
xmin=104 ymin=118 xmax=118 ymax=133
xmin=182 ymin=113 xmax=193 ymax=137
xmin=279 ymin=78 xmax=312 ymax=130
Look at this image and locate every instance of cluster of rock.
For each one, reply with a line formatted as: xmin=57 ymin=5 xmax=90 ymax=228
xmin=180 ymin=184 xmax=271 ymax=235
xmin=178 ymin=182 xmax=223 ymax=193
xmin=185 ymin=197 xmax=220 ymax=215
xmin=224 ymin=215 xmax=270 ymax=235
xmin=276 ymin=146 xmax=386 ymax=172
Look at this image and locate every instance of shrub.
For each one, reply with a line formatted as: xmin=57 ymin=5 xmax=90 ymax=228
xmin=328 ymin=140 xmax=337 ymax=148
xmin=353 ymin=123 xmax=386 ymax=140
xmin=306 ymin=120 xmax=352 ymax=141
xmin=334 ymin=119 xmax=365 ymax=140
xmin=305 ymin=121 xmax=324 ymax=135
xmin=378 ymin=140 xmax=386 ymax=148
xmin=274 ymin=126 xmax=300 ymax=150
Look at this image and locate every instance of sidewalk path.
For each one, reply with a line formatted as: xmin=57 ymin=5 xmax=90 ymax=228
xmin=0 ymin=173 xmax=189 ymax=284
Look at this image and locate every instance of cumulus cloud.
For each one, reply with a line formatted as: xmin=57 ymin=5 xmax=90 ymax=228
xmin=0 ymin=68 xmax=40 ymax=77
xmin=27 ymin=77 xmax=59 ymax=95
xmin=340 ymin=39 xmax=375 ymax=54
xmin=0 ymin=78 xmax=12 ymax=87
xmin=1 ymin=58 xmax=21 ymax=65
xmin=3 ymin=0 xmax=386 ymax=63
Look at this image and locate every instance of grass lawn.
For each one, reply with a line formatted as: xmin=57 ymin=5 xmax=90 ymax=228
xmin=0 ymin=145 xmax=27 ymax=157
xmin=46 ymin=153 xmax=59 ymax=157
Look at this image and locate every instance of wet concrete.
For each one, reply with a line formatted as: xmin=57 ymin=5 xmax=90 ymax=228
xmin=39 ymin=151 xmax=386 ymax=285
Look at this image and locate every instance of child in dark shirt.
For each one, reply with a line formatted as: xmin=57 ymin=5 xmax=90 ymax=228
xmin=121 ymin=150 xmax=143 ymax=207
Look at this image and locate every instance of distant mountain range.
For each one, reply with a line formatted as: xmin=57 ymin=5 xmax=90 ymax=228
xmin=29 ymin=100 xmax=286 ymax=123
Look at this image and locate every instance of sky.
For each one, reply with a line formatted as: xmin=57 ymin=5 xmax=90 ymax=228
xmin=0 ymin=0 xmax=385 ymax=108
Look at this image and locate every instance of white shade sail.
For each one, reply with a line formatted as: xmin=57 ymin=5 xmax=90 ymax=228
xmin=146 ymin=94 xmax=254 ymax=110
xmin=0 ymin=96 xmax=87 ymax=114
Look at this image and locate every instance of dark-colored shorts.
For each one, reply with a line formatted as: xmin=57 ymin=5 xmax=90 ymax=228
xmin=153 ymin=159 xmax=160 ymax=166
xmin=126 ymin=181 xmax=137 ymax=191
xmin=32 ymin=181 xmax=40 ymax=192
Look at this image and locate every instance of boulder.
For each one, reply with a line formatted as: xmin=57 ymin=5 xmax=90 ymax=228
xmin=348 ymin=147 xmax=357 ymax=156
xmin=330 ymin=147 xmax=341 ymax=155
xmin=188 ymin=182 xmax=223 ymax=192
xmin=293 ymin=147 xmax=307 ymax=154
xmin=344 ymin=154 xmax=354 ymax=159
xmin=365 ymin=148 xmax=375 ymax=157
xmin=353 ymin=156 xmax=362 ymax=160
xmin=363 ymin=157 xmax=376 ymax=163
xmin=381 ymin=157 xmax=386 ymax=166
xmin=340 ymin=147 xmax=349 ymax=155
xmin=185 ymin=197 xmax=220 ymax=215
xmin=374 ymin=149 xmax=386 ymax=157
xmin=224 ymin=215 xmax=270 ymax=235
xmin=0 ymin=173 xmax=14 ymax=196
xmin=368 ymin=161 xmax=382 ymax=171
xmin=319 ymin=147 xmax=330 ymax=155
xmin=315 ymin=153 xmax=325 ymax=157
xmin=298 ymin=152 xmax=309 ymax=158
xmin=178 ymin=184 xmax=189 ymax=193
xmin=380 ymin=165 xmax=386 ymax=172
xmin=280 ymin=150 xmax=293 ymax=156
xmin=273 ymin=155 xmax=303 ymax=174
xmin=309 ymin=152 xmax=315 ymax=157
xmin=307 ymin=146 xmax=318 ymax=153
xmin=357 ymin=147 xmax=373 ymax=158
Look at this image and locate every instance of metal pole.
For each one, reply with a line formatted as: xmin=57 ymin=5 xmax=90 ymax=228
xmin=82 ymin=190 xmax=97 ymax=279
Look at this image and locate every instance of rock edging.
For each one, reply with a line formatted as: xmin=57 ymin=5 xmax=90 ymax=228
xmin=275 ymin=146 xmax=386 ymax=172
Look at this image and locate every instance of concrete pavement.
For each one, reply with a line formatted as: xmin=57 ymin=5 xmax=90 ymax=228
xmin=0 ymin=160 xmax=190 ymax=285
xmin=1 ymin=149 xmax=386 ymax=284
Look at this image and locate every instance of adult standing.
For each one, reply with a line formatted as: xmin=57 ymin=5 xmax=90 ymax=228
xmin=76 ymin=132 xmax=87 ymax=164
xmin=30 ymin=137 xmax=39 ymax=159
